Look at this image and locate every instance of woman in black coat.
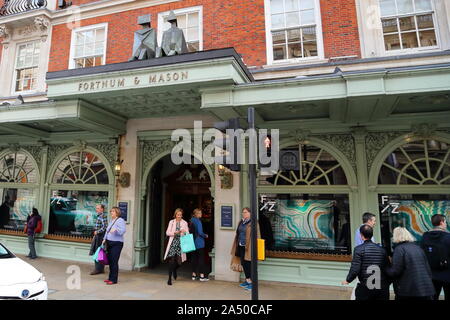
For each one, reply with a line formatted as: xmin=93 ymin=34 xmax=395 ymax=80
xmin=386 ymin=227 xmax=435 ymax=300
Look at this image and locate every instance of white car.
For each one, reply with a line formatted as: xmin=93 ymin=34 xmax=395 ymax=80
xmin=0 ymin=243 xmax=48 ymax=300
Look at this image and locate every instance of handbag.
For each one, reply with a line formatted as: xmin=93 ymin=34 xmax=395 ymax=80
xmin=180 ymin=233 xmax=196 ymax=253
xmin=98 ymin=247 xmax=109 ymax=265
xmin=92 ymin=246 xmax=101 ymax=262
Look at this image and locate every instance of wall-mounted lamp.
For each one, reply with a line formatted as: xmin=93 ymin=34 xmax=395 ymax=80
xmin=115 ymin=159 xmax=130 ymax=188
xmin=218 ymin=164 xmax=233 ymax=189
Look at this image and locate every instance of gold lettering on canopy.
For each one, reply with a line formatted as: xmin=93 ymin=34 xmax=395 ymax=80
xmin=77 ymin=71 xmax=189 ymax=92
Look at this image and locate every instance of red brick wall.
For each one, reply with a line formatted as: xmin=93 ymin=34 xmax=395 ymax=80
xmin=48 ymin=0 xmax=267 ymax=71
xmin=48 ymin=0 xmax=361 ymax=72
xmin=320 ymin=0 xmax=361 ymax=58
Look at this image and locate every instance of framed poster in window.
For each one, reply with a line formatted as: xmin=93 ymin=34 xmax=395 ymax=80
xmin=117 ymin=201 xmax=130 ymax=224
xmin=220 ymin=204 xmax=234 ymax=230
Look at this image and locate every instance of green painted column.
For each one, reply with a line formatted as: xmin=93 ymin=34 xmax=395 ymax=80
xmin=240 ymin=140 xmax=250 ymax=209
xmin=134 ymin=140 xmax=147 ymax=269
xmin=38 ymin=144 xmax=48 ymax=235
xmin=351 ymin=127 xmax=381 ymax=245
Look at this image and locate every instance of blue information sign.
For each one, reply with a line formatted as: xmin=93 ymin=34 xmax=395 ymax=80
xmin=117 ymin=201 xmax=129 ymax=223
xmin=221 ymin=205 xmax=233 ymax=229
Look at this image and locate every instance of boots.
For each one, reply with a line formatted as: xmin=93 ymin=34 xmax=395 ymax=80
xmin=167 ymin=270 xmax=172 ymax=286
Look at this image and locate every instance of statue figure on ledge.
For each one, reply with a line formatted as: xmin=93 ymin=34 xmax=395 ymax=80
xmin=129 ymin=14 xmax=157 ymax=61
xmin=157 ymin=11 xmax=188 ymax=57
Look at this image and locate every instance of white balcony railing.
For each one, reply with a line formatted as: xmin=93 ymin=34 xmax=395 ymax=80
xmin=0 ymin=0 xmax=47 ymax=17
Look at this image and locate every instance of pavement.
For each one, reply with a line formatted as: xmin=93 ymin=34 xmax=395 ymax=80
xmin=19 ymin=255 xmax=353 ymax=300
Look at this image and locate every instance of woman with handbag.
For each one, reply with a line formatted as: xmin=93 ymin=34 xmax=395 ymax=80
xmin=164 ymin=208 xmax=189 ymax=285
xmin=230 ymin=207 xmax=260 ymax=291
xmin=25 ymin=208 xmax=42 ymax=260
xmin=102 ymin=206 xmax=126 ymax=285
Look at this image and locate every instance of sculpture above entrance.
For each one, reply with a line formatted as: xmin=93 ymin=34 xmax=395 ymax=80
xmin=129 ymin=14 xmax=157 ymax=61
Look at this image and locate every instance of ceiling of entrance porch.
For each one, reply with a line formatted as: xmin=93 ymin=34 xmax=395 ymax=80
xmin=78 ymin=85 xmax=203 ymax=119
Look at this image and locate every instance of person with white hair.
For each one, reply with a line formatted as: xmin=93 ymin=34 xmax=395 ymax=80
xmin=386 ymin=227 xmax=435 ymax=300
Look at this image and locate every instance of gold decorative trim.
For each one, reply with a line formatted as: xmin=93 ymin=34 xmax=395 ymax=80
xmin=266 ymin=250 xmax=352 ymax=262
xmin=0 ymin=228 xmax=27 ymax=237
xmin=44 ymin=234 xmax=92 ymax=244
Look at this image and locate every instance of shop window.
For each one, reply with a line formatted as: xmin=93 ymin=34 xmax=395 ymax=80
xmin=259 ymin=193 xmax=351 ymax=255
xmin=47 ymin=150 xmax=111 ymax=241
xmin=52 ymin=151 xmax=109 ymax=184
xmin=378 ymin=139 xmax=450 ymax=185
xmin=266 ymin=0 xmax=323 ymax=63
xmin=70 ymin=24 xmax=107 ymax=69
xmin=48 ymin=190 xmax=108 ymax=238
xmin=378 ymin=194 xmax=450 ymax=255
xmin=379 ymin=0 xmax=438 ymax=52
xmin=259 ymin=144 xmax=348 ymax=185
xmin=0 ymin=151 xmax=38 ymax=232
xmin=14 ymin=41 xmax=40 ymax=93
xmin=158 ymin=7 xmax=202 ymax=52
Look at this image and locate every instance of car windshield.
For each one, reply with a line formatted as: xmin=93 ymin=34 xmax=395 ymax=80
xmin=0 ymin=243 xmax=14 ymax=259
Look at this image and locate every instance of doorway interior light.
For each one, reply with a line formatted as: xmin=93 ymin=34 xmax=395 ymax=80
xmin=218 ymin=164 xmax=226 ymax=176
xmin=114 ymin=159 xmax=130 ymax=188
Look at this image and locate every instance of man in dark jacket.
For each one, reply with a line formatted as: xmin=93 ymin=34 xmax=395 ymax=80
xmin=89 ymin=204 xmax=108 ymax=275
xmin=342 ymin=225 xmax=390 ymax=300
xmin=387 ymin=227 xmax=435 ymax=300
xmin=421 ymin=214 xmax=450 ymax=300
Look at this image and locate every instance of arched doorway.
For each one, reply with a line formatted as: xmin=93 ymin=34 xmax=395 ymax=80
xmin=145 ymin=154 xmax=214 ymax=275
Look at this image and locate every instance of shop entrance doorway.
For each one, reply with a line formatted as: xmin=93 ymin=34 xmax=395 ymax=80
xmin=146 ymin=155 xmax=213 ymax=276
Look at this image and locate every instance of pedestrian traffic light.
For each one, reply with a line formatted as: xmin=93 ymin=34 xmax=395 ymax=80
xmin=259 ymin=134 xmax=272 ymax=168
xmin=213 ymin=118 xmax=245 ymax=172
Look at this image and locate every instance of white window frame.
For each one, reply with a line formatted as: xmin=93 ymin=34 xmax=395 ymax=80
xmin=264 ymin=0 xmax=325 ymax=65
xmin=11 ymin=40 xmax=41 ymax=95
xmin=157 ymin=6 xmax=203 ymax=52
xmin=68 ymin=23 xmax=108 ymax=70
xmin=378 ymin=0 xmax=441 ymax=55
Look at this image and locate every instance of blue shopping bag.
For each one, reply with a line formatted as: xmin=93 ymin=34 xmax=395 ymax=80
xmin=92 ymin=246 xmax=101 ymax=262
xmin=180 ymin=233 xmax=196 ymax=253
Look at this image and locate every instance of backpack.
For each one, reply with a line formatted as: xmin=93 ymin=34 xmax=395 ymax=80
xmin=35 ymin=220 xmax=43 ymax=233
xmin=422 ymin=232 xmax=449 ymax=271
xmin=189 ymin=220 xmax=197 ymax=238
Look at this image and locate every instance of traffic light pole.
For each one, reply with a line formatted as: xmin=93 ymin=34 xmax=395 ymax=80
xmin=248 ymin=107 xmax=258 ymax=300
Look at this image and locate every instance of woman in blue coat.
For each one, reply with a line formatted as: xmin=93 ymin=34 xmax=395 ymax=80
xmin=190 ymin=208 xmax=209 ymax=281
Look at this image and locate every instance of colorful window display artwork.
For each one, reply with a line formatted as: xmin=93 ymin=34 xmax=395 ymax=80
xmin=259 ymin=194 xmax=351 ymax=254
xmin=49 ymin=190 xmax=108 ymax=237
xmin=0 ymin=188 xmax=37 ymax=230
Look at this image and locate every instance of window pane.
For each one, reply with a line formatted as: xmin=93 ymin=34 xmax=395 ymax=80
xmin=176 ymin=14 xmax=187 ymax=29
xmin=187 ymin=27 xmax=199 ymax=42
xmin=49 ymin=191 xmax=108 ymax=238
xmin=187 ymin=12 xmax=199 ymax=28
xmin=271 ymin=13 xmax=285 ymax=28
xmin=288 ymin=42 xmax=302 ymax=58
xmin=74 ymin=44 xmax=83 ymax=57
xmin=401 ymin=31 xmax=419 ymax=48
xmin=397 ymin=0 xmax=414 ymax=14
xmin=419 ymin=29 xmax=436 ymax=46
xmin=380 ymin=0 xmax=396 ymax=16
xmin=382 ymin=18 xmax=398 ymax=33
xmin=399 ymin=16 xmax=416 ymax=31
xmin=94 ymin=41 xmax=104 ymax=55
xmin=271 ymin=0 xmax=284 ymax=14
xmin=272 ymin=30 xmax=286 ymax=45
xmin=287 ymin=28 xmax=301 ymax=42
xmin=84 ymin=57 xmax=94 ymax=67
xmin=76 ymin=32 xmax=84 ymax=45
xmin=286 ymin=12 xmax=300 ymax=27
xmin=187 ymin=41 xmax=200 ymax=52
xmin=384 ymin=33 xmax=401 ymax=50
xmin=75 ymin=59 xmax=84 ymax=68
xmin=84 ymin=30 xmax=95 ymax=44
xmin=300 ymin=9 xmax=315 ymax=24
xmin=94 ymin=56 xmax=103 ymax=66
xmin=300 ymin=0 xmax=314 ymax=10
xmin=259 ymin=194 xmax=351 ymax=255
xmin=273 ymin=45 xmax=286 ymax=60
xmin=0 ymin=188 xmax=38 ymax=231
xmin=285 ymin=0 xmax=299 ymax=11
xmin=85 ymin=43 xmax=94 ymax=56
xmin=378 ymin=195 xmax=450 ymax=255
xmin=95 ymin=28 xmax=105 ymax=42
xmin=303 ymin=41 xmax=317 ymax=57
xmin=417 ymin=14 xmax=434 ymax=29
xmin=414 ymin=0 xmax=432 ymax=11
xmin=302 ymin=26 xmax=316 ymax=41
